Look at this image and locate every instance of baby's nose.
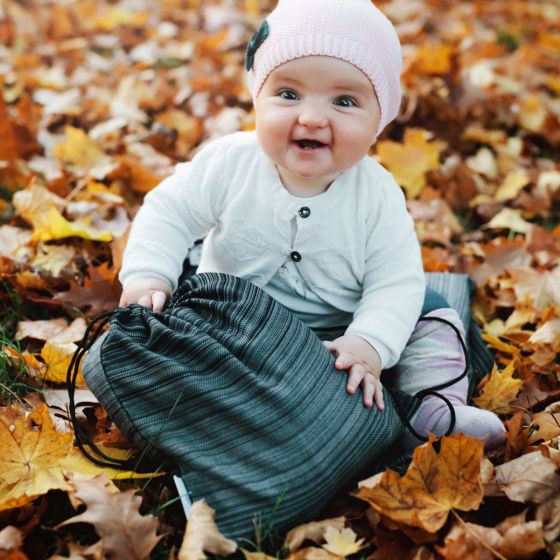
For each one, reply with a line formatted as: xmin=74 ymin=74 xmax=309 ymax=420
xmin=297 ymin=105 xmax=328 ymax=128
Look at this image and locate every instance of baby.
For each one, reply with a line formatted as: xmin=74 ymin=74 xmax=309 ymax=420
xmin=118 ymin=0 xmax=505 ymax=451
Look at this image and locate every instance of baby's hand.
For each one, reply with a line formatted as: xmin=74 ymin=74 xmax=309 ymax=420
xmin=323 ymin=335 xmax=384 ymax=410
xmin=119 ymin=278 xmax=172 ymax=312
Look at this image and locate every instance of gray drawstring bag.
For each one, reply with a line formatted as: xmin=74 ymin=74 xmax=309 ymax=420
xmin=79 ymin=273 xmax=421 ymax=539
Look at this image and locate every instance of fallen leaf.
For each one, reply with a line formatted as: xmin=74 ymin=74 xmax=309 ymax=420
xmin=40 ymin=341 xmax=85 ymax=385
xmin=59 ymin=475 xmax=160 ymax=560
xmin=30 ymin=207 xmax=112 ymax=242
xmin=376 ymin=129 xmax=441 ymax=199
xmin=356 ymin=434 xmax=484 ymax=533
xmin=411 ymin=44 xmax=453 ymax=75
xmin=487 ymin=451 xmax=560 ymax=503
xmin=494 ymin=169 xmax=531 ymax=201
xmin=473 ymin=361 xmax=522 ymax=414
xmin=536 ymin=492 xmax=560 ymax=544
xmin=321 ymin=527 xmax=364 ymax=557
xmin=177 ymin=501 xmax=237 ymax=560
xmin=284 ymin=518 xmax=346 ymax=552
xmin=53 ymin=264 xmax=121 ymax=315
xmin=0 ymin=526 xmax=23 ymax=551
xmin=498 ymin=519 xmax=545 ymax=559
xmin=30 ymin=244 xmax=76 ymax=277
xmin=16 ymin=318 xmax=86 ymax=344
xmin=437 ymin=521 xmax=501 ymax=560
xmin=52 ymin=126 xmax=105 ymax=168
xmin=241 ymin=550 xmax=277 ymax=560
xmin=288 ymin=548 xmax=339 ymax=560
xmin=529 ymin=319 xmax=560 ymax=346
xmin=528 ymin=411 xmax=560 ymax=445
xmin=480 ymin=334 xmax=522 ymax=359
xmin=0 ymin=404 xmax=156 ymax=511
xmin=484 ymin=208 xmax=533 ymax=233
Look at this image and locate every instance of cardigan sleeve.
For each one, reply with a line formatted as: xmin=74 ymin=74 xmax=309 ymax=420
xmin=119 ymin=140 xmax=228 ymax=291
xmin=345 ymin=173 xmax=425 ymax=369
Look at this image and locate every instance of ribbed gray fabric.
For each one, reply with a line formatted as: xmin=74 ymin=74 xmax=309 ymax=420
xmin=83 ymin=273 xmax=419 ymax=539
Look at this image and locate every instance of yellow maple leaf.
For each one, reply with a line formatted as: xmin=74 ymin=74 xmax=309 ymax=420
xmin=376 ymin=129 xmax=441 ymax=199
xmin=322 ymin=527 xmax=364 ymax=557
xmin=0 ymin=405 xmax=159 ymax=511
xmin=356 ymin=434 xmax=484 ymax=533
xmin=52 ymin=126 xmax=105 ymax=168
xmin=41 ymin=341 xmax=84 ymax=385
xmin=31 ymin=206 xmax=112 ymax=242
xmin=494 ymin=170 xmax=531 ymax=201
xmin=473 ymin=361 xmax=522 ymax=414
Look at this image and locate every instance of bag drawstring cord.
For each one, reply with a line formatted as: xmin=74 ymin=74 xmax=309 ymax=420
xmin=69 ymin=309 xmax=470 ymax=461
xmin=394 ymin=314 xmax=469 ymax=442
xmin=66 ymin=310 xmax=134 ymax=469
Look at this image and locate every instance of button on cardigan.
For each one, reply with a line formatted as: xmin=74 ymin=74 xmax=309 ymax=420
xmin=120 ymin=131 xmax=425 ymax=368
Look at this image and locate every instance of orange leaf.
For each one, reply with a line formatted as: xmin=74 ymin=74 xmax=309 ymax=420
xmin=412 ymin=44 xmax=454 ymax=75
xmin=356 ymin=434 xmax=484 ymax=533
xmin=376 ymin=129 xmax=441 ymax=199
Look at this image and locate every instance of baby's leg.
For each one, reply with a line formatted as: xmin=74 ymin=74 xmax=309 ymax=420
xmin=392 ymin=308 xmax=505 ymax=453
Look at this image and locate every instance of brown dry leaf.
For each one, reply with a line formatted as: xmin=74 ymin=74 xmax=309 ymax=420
xmin=356 ymin=434 xmax=484 ymax=533
xmin=177 ymin=501 xmax=237 ymax=560
xmin=486 ymin=450 xmax=560 ymax=503
xmin=498 ymin=519 xmax=546 ymax=559
xmin=284 ymin=517 xmax=346 ymax=552
xmin=536 ymin=492 xmax=560 ymax=544
xmin=59 ymin=475 xmax=160 ymax=560
xmin=529 ymin=319 xmax=560 ymax=346
xmin=504 ymin=413 xmax=530 ymax=462
xmin=507 ymin=266 xmax=560 ymax=312
xmin=528 ymin=411 xmax=560 ymax=445
xmin=438 ymin=514 xmax=545 ymax=560
xmin=31 ymin=244 xmax=76 ymax=277
xmin=17 ymin=318 xmax=86 ymax=344
xmin=437 ymin=521 xmax=501 ymax=560
xmin=376 ymin=129 xmax=441 ymax=199
xmin=53 ymin=264 xmax=121 ymax=315
xmin=473 ymin=360 xmax=522 ymax=414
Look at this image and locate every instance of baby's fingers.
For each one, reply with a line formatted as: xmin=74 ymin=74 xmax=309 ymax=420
xmin=346 ymin=362 xmax=365 ymax=395
xmin=152 ymin=291 xmax=167 ymax=312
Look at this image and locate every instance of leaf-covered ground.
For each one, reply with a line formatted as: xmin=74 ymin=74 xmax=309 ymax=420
xmin=0 ymin=0 xmax=559 ymax=558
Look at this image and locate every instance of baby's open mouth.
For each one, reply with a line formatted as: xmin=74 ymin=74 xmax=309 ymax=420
xmin=294 ymin=139 xmax=327 ymax=149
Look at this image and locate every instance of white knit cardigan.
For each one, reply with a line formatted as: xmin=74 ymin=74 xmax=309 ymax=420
xmin=120 ymin=131 xmax=425 ymax=368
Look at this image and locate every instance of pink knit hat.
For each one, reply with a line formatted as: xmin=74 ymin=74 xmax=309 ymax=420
xmin=246 ymin=0 xmax=403 ymax=136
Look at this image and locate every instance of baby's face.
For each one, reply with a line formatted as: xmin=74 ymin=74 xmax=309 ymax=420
xmin=255 ymin=56 xmax=381 ymax=197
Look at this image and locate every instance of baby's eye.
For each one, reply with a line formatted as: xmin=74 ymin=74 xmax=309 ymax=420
xmin=278 ymin=89 xmax=299 ymax=101
xmin=334 ymin=96 xmax=357 ymax=108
